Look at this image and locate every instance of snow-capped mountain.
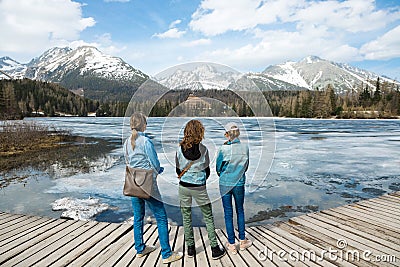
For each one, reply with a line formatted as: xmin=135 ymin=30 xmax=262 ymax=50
xmin=154 ymin=63 xmax=242 ymax=90
xmin=25 ymin=46 xmax=147 ymax=81
xmin=0 ymin=46 xmax=148 ymax=101
xmin=0 ymin=57 xmax=26 ymax=79
xmin=251 ymin=56 xmax=397 ymax=93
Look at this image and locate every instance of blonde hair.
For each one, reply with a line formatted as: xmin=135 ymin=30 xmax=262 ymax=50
xmin=180 ymin=120 xmax=205 ymax=151
xmin=130 ymin=113 xmax=147 ymax=150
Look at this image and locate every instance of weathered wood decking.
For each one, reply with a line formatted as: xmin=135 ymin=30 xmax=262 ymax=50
xmin=1 ymin=191 xmax=399 ymax=266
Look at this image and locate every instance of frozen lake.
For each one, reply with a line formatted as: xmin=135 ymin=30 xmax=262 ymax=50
xmin=0 ymin=117 xmax=399 ymax=227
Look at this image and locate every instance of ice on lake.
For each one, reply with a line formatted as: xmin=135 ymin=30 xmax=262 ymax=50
xmin=1 ymin=117 xmax=399 ymax=226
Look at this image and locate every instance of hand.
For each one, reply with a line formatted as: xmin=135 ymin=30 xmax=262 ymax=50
xmin=158 ymin=167 xmax=164 ymax=174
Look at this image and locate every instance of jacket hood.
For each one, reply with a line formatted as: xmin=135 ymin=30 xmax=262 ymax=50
xmin=181 ymin=143 xmax=201 ymax=160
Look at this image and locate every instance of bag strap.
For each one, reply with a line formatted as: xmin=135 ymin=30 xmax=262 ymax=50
xmin=178 ymin=161 xmax=194 ymax=179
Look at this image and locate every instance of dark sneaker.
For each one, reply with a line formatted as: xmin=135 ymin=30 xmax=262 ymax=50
xmin=187 ymin=245 xmax=196 ymax=258
xmin=211 ymin=245 xmax=226 ymax=260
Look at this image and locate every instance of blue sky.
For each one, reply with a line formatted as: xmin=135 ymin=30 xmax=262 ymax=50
xmin=1 ymin=0 xmax=399 ymax=79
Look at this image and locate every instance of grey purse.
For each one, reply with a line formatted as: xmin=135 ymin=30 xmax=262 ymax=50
xmin=123 ymin=142 xmax=153 ymax=199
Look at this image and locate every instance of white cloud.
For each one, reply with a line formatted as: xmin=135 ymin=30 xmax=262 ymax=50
xmin=153 ymin=28 xmax=186 ymax=39
xmin=195 ymin=29 xmax=360 ymax=70
xmin=0 ymin=0 xmax=95 ymax=54
xmin=360 ymin=26 xmax=400 ymax=60
xmin=169 ymin=19 xmax=182 ymax=28
xmin=189 ymin=0 xmax=400 ymax=35
xmin=181 ymin=39 xmax=211 ymax=47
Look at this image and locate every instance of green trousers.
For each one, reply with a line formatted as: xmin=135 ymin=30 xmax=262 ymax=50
xmin=179 ymin=185 xmax=218 ymax=247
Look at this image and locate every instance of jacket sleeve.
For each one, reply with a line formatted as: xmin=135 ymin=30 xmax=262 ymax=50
xmin=144 ymin=138 xmax=161 ymax=173
xmin=175 ymin=151 xmax=182 ymax=176
xmin=215 ymin=148 xmax=223 ymax=176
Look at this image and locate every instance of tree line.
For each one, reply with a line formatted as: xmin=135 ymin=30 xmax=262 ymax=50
xmin=1 ymin=78 xmax=399 ymax=119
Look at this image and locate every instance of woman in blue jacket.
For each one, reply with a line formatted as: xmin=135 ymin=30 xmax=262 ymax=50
xmin=124 ymin=113 xmax=182 ymax=264
xmin=176 ymin=119 xmax=226 ymax=260
xmin=216 ymin=122 xmax=252 ymax=254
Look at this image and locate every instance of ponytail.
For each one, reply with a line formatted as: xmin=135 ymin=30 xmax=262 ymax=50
xmin=131 ymin=129 xmax=138 ymax=150
xmin=129 ymin=112 xmax=147 ymax=151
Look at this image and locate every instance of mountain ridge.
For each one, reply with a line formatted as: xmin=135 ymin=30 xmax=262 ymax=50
xmin=1 ymin=47 xmax=398 ymax=99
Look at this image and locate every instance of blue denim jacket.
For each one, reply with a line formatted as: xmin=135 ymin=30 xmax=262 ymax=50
xmin=216 ymin=138 xmax=249 ymax=186
xmin=123 ymin=132 xmax=163 ymax=197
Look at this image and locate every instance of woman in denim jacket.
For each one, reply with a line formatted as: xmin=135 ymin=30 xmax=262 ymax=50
xmin=175 ymin=119 xmax=225 ymax=260
xmin=216 ymin=122 xmax=252 ymax=254
xmin=124 ymin=113 xmax=182 ymax=264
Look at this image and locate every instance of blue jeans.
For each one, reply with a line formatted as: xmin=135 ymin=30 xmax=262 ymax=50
xmin=131 ymin=196 xmax=172 ymax=259
xmin=220 ymin=185 xmax=245 ymax=244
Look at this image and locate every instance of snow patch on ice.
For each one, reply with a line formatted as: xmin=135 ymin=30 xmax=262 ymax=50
xmin=52 ymin=197 xmax=109 ymax=221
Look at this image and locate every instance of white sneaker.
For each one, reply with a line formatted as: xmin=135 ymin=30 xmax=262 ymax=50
xmin=137 ymin=245 xmax=156 ymax=258
xmin=240 ymin=239 xmax=252 ymax=250
xmin=162 ymin=251 xmax=183 ymax=264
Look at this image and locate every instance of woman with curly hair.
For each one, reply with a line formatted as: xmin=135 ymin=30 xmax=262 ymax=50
xmin=175 ymin=119 xmax=226 ymax=260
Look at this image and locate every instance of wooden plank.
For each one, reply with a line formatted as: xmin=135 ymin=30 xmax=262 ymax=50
xmin=0 ymin=213 xmax=24 ymax=223
xmin=351 ymin=204 xmax=398 ymax=220
xmin=215 ymin=228 xmax=245 ymax=267
xmin=95 ymin=224 xmax=149 ymax=266
xmin=327 ymin=208 xmax=400 ymax=236
xmin=255 ymin=226 xmax=322 ymax=267
xmin=277 ymin=222 xmax=376 ymax=267
xmin=368 ymin=198 xmax=400 ymax=209
xmin=0 ymin=214 xmax=41 ymax=233
xmin=340 ymin=205 xmax=399 ymax=225
xmin=46 ymin=222 xmax=120 ymax=266
xmin=12 ymin=220 xmax=101 ymax=266
xmin=318 ymin=210 xmax=400 ymax=245
xmin=291 ymin=216 xmax=397 ymax=267
xmin=334 ymin=206 xmax=400 ymax=231
xmin=298 ymin=215 xmax=400 ymax=256
xmin=307 ymin=213 xmax=400 ymax=252
xmin=244 ymin=226 xmax=291 ymax=267
xmin=193 ymin=226 xmax=210 ymax=267
xmin=235 ymin=228 xmax=276 ymax=267
xmin=261 ymin=225 xmax=337 ymax=267
xmin=359 ymin=199 xmax=400 ymax=213
xmin=69 ymin=223 xmax=132 ymax=266
xmin=0 ymin=218 xmax=77 ymax=253
xmin=0 ymin=220 xmax=81 ymax=265
xmin=112 ymin=224 xmax=157 ymax=267
xmin=380 ymin=195 xmax=400 ymax=203
xmin=0 ymin=217 xmax=56 ymax=244
xmin=354 ymin=202 xmax=400 ymax=218
xmin=230 ymin=228 xmax=267 ymax=267
xmin=145 ymin=225 xmax=178 ymax=267
xmin=390 ymin=191 xmax=400 ymax=197
xmin=170 ymin=226 xmax=185 ymax=267
xmin=200 ymin=227 xmax=224 ymax=267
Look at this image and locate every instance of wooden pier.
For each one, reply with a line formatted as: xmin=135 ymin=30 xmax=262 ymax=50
xmin=1 ymin=191 xmax=399 ymax=266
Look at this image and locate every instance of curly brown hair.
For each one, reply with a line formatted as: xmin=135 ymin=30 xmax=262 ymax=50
xmin=180 ymin=120 xmax=205 ymax=151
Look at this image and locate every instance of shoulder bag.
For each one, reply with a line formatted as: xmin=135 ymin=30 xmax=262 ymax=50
xmin=123 ymin=141 xmax=154 ymax=199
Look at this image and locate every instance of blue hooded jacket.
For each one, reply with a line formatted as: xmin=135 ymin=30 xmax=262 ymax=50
xmin=216 ymin=139 xmax=249 ymax=186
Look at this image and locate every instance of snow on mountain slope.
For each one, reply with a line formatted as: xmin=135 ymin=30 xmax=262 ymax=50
xmin=25 ymin=46 xmax=147 ymax=82
xmin=0 ymin=57 xmax=26 ymax=79
xmin=154 ymin=63 xmax=242 ymax=90
xmin=259 ymin=56 xmax=398 ymax=93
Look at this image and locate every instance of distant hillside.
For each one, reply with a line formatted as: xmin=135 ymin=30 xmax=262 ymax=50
xmin=0 ymin=79 xmax=99 ymax=119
